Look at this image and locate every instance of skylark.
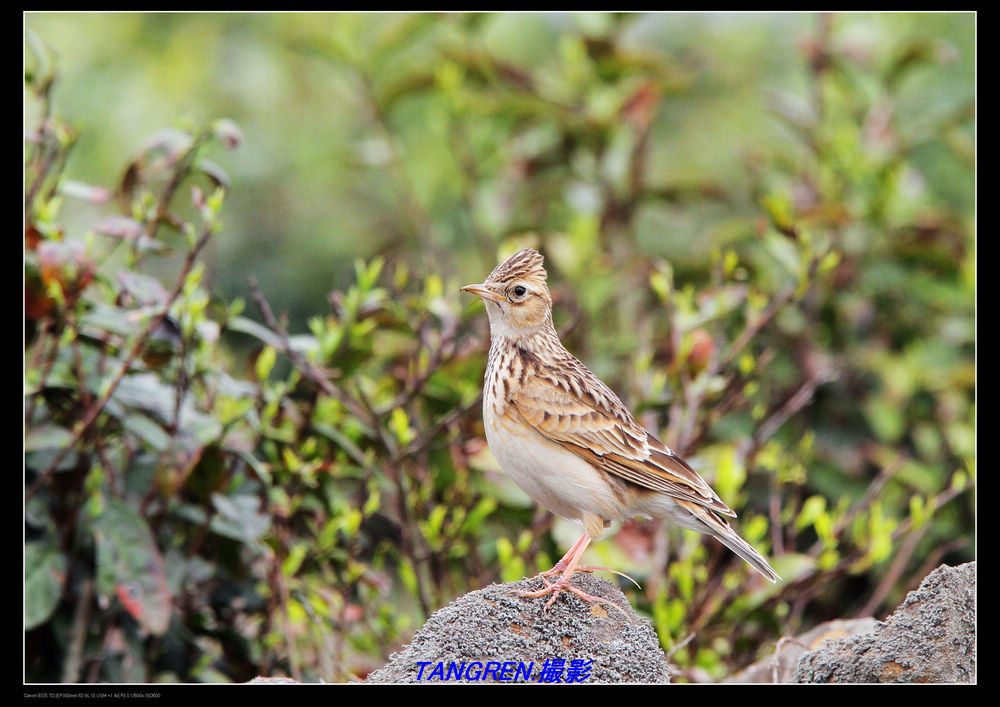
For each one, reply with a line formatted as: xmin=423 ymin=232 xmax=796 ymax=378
xmin=462 ymin=249 xmax=779 ymax=610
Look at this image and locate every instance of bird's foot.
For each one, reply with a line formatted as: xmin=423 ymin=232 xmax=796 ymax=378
xmin=536 ymin=562 xmax=641 ymax=589
xmin=518 ymin=575 xmax=631 ymax=619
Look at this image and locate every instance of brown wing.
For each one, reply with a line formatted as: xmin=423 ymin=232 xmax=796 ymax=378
xmin=511 ymin=370 xmax=736 ymax=518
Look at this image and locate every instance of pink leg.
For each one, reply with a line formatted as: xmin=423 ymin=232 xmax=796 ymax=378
xmin=537 ymin=533 xmax=589 ymax=577
xmin=535 ymin=533 xmax=640 ymax=588
xmin=519 ymin=535 xmax=630 ymax=617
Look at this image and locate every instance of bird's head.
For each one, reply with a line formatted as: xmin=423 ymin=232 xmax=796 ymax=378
xmin=462 ymin=249 xmax=553 ymax=340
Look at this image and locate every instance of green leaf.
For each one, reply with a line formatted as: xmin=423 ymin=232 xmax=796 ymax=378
xmin=24 ymin=424 xmax=74 ymax=452
xmin=59 ymin=179 xmax=112 ymax=204
xmin=80 ymin=303 xmax=147 ymax=338
xmin=355 ymin=257 xmax=384 ymax=292
xmin=112 ymin=373 xmax=176 ymax=422
xmin=117 ymin=270 xmax=169 ymax=306
xmin=866 ymin=502 xmax=895 ymax=565
xmin=496 ymin=536 xmax=524 ymax=583
xmin=764 ymin=229 xmax=801 ymax=277
xmin=770 ymin=553 xmax=817 ymax=583
xmin=362 ymin=486 xmax=381 ymax=516
xmin=398 ymin=557 xmax=418 ymax=595
xmin=710 ymin=445 xmax=746 ymax=502
xmin=670 ymin=561 xmax=695 ymax=600
xmin=196 ymin=159 xmax=231 ymax=189
xmin=210 ymin=493 xmax=270 ymax=544
xmin=122 ymin=414 xmax=170 ymax=452
xmin=93 ymin=499 xmax=171 ymax=635
xmin=226 ymin=315 xmax=285 ymax=349
xmin=423 ymin=505 xmax=447 ymax=546
xmin=909 ymin=495 xmax=929 ymax=529
xmin=389 ymin=408 xmax=416 ymax=445
xmin=24 ymin=541 xmax=67 ymax=629
xmin=460 ymin=497 xmax=496 ymax=534
xmin=255 ymin=346 xmax=277 ymax=381
xmin=177 ymin=406 xmax=223 ymax=446
xmin=282 ymin=543 xmax=308 ymax=577
xmin=312 ymin=422 xmax=369 ymax=467
xmin=796 ymin=495 xmax=827 ymax=531
xmin=864 ymin=395 xmax=905 ymax=443
xmin=341 ymin=508 xmax=362 ymax=536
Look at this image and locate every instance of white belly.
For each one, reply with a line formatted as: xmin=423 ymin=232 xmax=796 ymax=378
xmin=483 ymin=402 xmax=626 ymax=528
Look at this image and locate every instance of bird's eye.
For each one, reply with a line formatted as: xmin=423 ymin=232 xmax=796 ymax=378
xmin=512 ymin=285 xmax=527 ymax=298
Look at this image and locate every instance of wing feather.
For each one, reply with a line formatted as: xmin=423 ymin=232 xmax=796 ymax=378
xmin=511 ymin=371 xmax=736 ymax=517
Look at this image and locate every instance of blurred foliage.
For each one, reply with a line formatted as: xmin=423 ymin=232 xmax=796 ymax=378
xmin=25 ymin=13 xmax=973 ymax=683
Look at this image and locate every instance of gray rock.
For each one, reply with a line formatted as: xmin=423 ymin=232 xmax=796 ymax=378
xmin=366 ymin=573 xmax=670 ymax=684
xmin=725 ymin=618 xmax=880 ymax=683
xmin=793 ymin=562 xmax=976 ymax=683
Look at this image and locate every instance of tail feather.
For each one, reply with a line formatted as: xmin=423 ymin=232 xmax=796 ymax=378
xmin=676 ymin=499 xmax=781 ymax=583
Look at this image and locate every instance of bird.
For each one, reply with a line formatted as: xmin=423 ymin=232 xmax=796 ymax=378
xmin=461 ymin=248 xmax=779 ymax=611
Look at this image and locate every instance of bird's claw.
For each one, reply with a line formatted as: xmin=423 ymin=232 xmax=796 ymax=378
xmin=518 ymin=576 xmax=631 ymax=620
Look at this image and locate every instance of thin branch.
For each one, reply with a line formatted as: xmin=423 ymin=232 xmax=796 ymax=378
xmin=721 ymin=254 xmax=823 ymax=374
xmin=858 ymin=524 xmax=927 ymax=618
xmin=26 ymin=131 xmax=65 ymax=209
xmin=719 ymin=282 xmax=797 ymax=373
xmin=24 ymin=317 xmax=57 ymax=426
xmin=276 ymin=555 xmax=302 ymax=682
xmin=382 ymin=312 xmax=459 ymax=414
xmin=352 ymin=379 xmax=398 ymax=458
xmin=769 ymin=491 xmax=784 ymax=556
xmin=141 ymin=132 xmax=209 ymax=246
xmin=667 ymin=632 xmax=696 ymax=660
xmin=397 ymin=391 xmax=482 ymax=462
xmin=247 ymin=276 xmax=376 ymax=430
xmin=888 ymin=482 xmax=968 ymax=543
xmin=753 ymin=364 xmax=839 ymax=447
xmin=61 ymin=578 xmax=93 ymax=683
xmin=807 ymin=453 xmax=906 ymax=557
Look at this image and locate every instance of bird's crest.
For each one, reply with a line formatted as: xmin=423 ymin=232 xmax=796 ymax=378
xmin=487 ymin=249 xmax=548 ymax=285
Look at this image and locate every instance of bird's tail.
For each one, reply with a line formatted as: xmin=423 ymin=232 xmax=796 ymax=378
xmin=676 ymin=499 xmax=781 ymax=583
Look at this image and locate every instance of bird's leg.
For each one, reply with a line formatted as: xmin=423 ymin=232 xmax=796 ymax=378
xmin=536 ymin=533 xmax=589 ymax=578
xmin=519 ymin=535 xmax=630 ymax=618
xmin=533 ymin=533 xmax=641 ymax=589
xmin=520 ymin=534 xmax=592 ymax=606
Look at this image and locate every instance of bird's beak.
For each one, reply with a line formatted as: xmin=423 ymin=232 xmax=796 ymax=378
xmin=461 ymin=283 xmax=506 ymax=304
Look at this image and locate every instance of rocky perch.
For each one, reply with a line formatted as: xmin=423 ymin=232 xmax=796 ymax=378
xmin=365 ymin=573 xmax=670 ymax=684
xmin=792 ymin=562 xmax=976 ymax=683
xmin=365 ymin=562 xmax=975 ymax=685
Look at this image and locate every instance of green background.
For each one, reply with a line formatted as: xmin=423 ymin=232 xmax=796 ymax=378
xmin=25 ymin=12 xmax=974 ymax=683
